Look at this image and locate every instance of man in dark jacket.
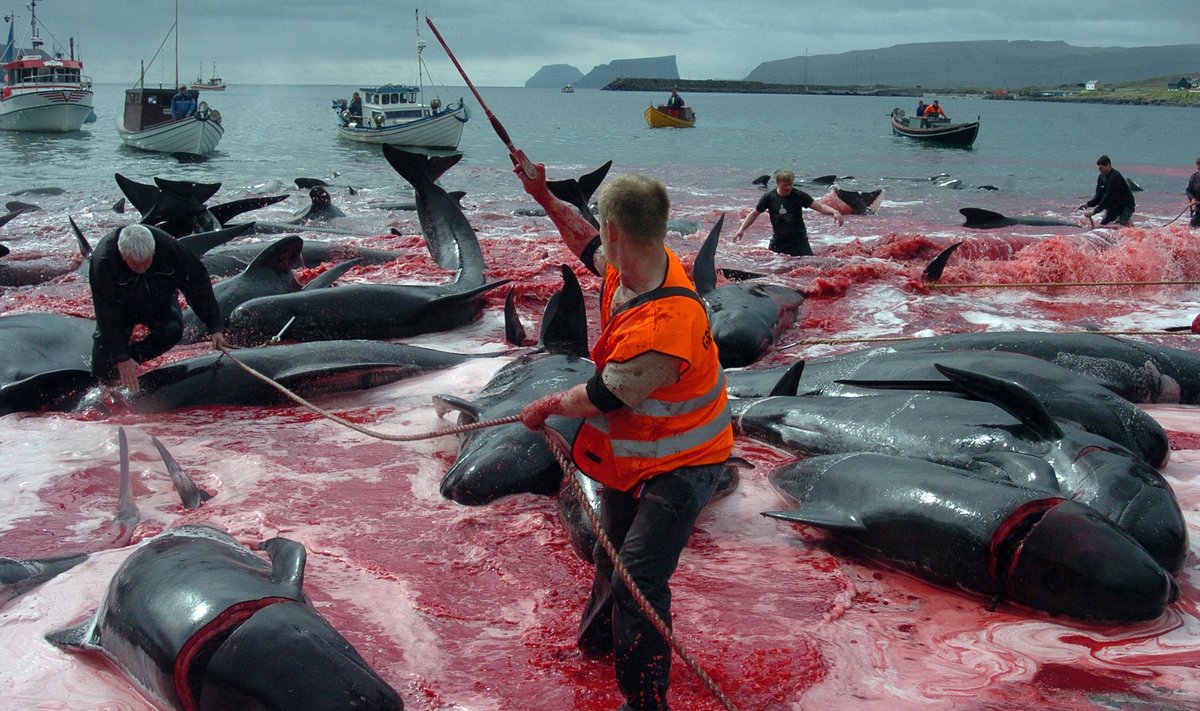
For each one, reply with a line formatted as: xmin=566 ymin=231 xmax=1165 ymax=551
xmin=1080 ymin=154 xmax=1136 ymax=226
xmin=88 ymin=224 xmax=226 ymax=392
xmin=1186 ymin=156 xmax=1200 ymax=229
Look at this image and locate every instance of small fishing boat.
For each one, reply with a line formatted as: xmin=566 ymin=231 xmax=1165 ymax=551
xmin=0 ymin=0 xmax=94 ymax=133
xmin=333 ymin=14 xmax=468 ymax=149
xmin=645 ymin=103 xmax=695 ymax=129
xmin=890 ymin=107 xmax=978 ymax=147
xmin=117 ymin=2 xmax=223 ymax=156
xmin=189 ymin=62 xmax=225 ymax=91
xmin=561 ymin=84 xmax=574 ymax=93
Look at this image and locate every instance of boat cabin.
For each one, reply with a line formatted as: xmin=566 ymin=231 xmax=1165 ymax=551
xmin=123 ymin=87 xmax=197 ymax=131
xmin=3 ymin=57 xmax=87 ymax=86
xmin=355 ymin=84 xmax=435 ymax=128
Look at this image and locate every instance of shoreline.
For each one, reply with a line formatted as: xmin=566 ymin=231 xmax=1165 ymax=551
xmin=603 ymin=77 xmax=1200 ymax=108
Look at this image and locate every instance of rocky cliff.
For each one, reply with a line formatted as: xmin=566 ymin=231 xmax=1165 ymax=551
xmin=525 ymin=64 xmax=584 ymax=89
xmin=528 ymin=55 xmax=679 ymax=90
xmin=745 ymin=40 xmax=1200 ymax=89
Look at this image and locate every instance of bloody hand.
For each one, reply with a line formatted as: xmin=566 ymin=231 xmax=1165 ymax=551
xmin=520 ymin=390 xmax=565 ymax=431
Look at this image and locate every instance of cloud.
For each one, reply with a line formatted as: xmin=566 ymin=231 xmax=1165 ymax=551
xmin=20 ymin=0 xmax=1199 ymax=87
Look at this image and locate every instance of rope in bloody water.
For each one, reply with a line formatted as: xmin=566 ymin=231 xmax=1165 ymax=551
xmin=929 ymin=279 xmax=1200 ymax=289
xmin=215 ymin=344 xmax=740 ymax=710
xmin=779 ymin=328 xmax=1196 ymax=348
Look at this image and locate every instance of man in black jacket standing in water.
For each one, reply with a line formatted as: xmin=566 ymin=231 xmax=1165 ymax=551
xmin=1081 ymin=154 xmax=1136 ymax=226
xmin=89 ymin=223 xmax=226 ymax=394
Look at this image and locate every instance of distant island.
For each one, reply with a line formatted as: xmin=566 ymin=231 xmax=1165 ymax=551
xmin=601 ymin=77 xmax=1200 ymax=108
xmin=527 ymin=40 xmax=1200 ymax=107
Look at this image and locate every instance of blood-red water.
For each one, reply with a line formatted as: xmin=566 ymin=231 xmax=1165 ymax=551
xmin=1 ymin=184 xmax=1199 ymax=710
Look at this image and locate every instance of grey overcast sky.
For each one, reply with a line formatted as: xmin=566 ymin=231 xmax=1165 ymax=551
xmin=12 ymin=1 xmax=1199 ymax=87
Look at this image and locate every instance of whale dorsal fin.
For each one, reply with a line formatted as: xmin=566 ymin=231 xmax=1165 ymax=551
xmin=934 ymin=363 xmax=1064 ymax=440
xmin=692 ymin=214 xmax=726 ymax=296
xmin=150 ymin=435 xmax=212 ymax=510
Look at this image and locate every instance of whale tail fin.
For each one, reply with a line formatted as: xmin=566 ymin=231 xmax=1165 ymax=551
xmin=546 ymin=160 xmax=612 ymax=229
xmin=382 ymin=144 xmax=463 ymax=187
xmin=209 ymin=194 xmax=289 ymax=226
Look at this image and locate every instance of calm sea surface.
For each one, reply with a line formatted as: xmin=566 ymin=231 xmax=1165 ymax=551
xmin=2 ymin=83 xmax=1200 ymax=711
xmin=2 ymin=83 xmax=1196 ymax=212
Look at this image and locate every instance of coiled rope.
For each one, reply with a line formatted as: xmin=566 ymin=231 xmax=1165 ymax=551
xmin=216 ymin=346 xmax=739 ymax=710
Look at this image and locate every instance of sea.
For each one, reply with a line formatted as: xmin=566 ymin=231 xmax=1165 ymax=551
xmin=1 ymin=83 xmax=1199 ymax=710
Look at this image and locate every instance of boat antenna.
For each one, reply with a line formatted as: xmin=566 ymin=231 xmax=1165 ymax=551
xmin=28 ymin=0 xmax=41 ymax=55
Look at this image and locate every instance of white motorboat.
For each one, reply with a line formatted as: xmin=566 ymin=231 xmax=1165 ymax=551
xmin=0 ymin=0 xmax=94 ymax=133
xmin=117 ymin=1 xmax=223 ymax=156
xmin=332 ymin=13 xmax=468 ymax=149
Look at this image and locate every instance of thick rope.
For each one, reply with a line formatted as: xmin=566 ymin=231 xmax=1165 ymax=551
xmin=929 ymin=279 xmax=1200 ymax=289
xmin=1161 ymin=204 xmax=1192 ymax=227
xmin=216 ymin=345 xmax=739 ymax=709
xmin=216 ymin=345 xmax=517 ymax=439
xmin=541 ymin=431 xmax=739 ymax=711
xmin=780 ymin=328 xmax=1194 ymax=349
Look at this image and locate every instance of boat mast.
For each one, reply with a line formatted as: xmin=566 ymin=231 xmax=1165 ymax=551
xmin=415 ymin=9 xmax=425 ymax=94
xmin=173 ymin=0 xmax=178 ymax=87
xmin=28 ymin=0 xmax=41 ymax=55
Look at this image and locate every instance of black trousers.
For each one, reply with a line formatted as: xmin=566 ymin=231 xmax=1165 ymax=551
xmin=577 ymin=462 xmax=722 ymax=711
xmin=769 ymin=230 xmax=813 ymax=256
xmin=91 ymin=300 xmax=184 ymax=383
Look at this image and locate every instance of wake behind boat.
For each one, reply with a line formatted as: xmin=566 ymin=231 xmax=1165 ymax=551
xmin=0 ymin=0 xmax=94 ymax=133
xmin=117 ymin=3 xmax=223 ymax=156
xmin=890 ymin=107 xmax=979 ymax=147
xmin=332 ymin=14 xmax=468 ymax=149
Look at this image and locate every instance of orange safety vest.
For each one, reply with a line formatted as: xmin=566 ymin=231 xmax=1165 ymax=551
xmin=572 ymin=248 xmax=733 ymax=491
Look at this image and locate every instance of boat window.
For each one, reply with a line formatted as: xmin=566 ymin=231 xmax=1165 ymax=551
xmin=382 ymin=94 xmax=391 ymax=105
xmin=392 ymin=93 xmax=401 ymax=104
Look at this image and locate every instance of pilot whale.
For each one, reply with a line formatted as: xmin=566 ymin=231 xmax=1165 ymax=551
xmin=47 ymin=524 xmax=403 ymax=710
xmin=765 ymin=453 xmax=1178 ymax=622
xmin=694 ymin=214 xmax=804 ymax=368
xmin=733 ymin=364 xmax=1189 ymax=572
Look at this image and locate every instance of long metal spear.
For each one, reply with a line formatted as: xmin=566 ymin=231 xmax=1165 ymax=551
xmin=424 ymin=16 xmax=536 ymax=178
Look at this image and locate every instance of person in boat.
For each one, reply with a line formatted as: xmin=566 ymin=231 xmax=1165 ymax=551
xmin=170 ymin=85 xmax=196 ymax=120
xmin=915 ymin=99 xmax=928 ymax=117
xmin=666 ymin=87 xmax=685 ymax=118
xmin=89 ymin=224 xmax=226 ymax=395
xmin=347 ymin=92 xmax=363 ymax=126
xmin=923 ymin=100 xmax=947 ymax=120
xmin=1079 ymin=154 xmax=1136 ymax=226
xmin=1186 ymin=156 xmax=1200 ymax=229
xmin=512 ymin=157 xmax=731 ymax=711
xmin=731 ymin=168 xmax=844 ymax=256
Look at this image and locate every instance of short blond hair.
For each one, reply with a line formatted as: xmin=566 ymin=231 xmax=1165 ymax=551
xmin=597 ymin=174 xmax=669 ymax=246
xmin=774 ymin=169 xmax=795 ymax=185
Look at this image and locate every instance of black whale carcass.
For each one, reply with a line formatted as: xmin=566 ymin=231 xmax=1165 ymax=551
xmin=765 ymin=453 xmax=1178 ymax=622
xmin=47 ymin=524 xmax=402 ymax=710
